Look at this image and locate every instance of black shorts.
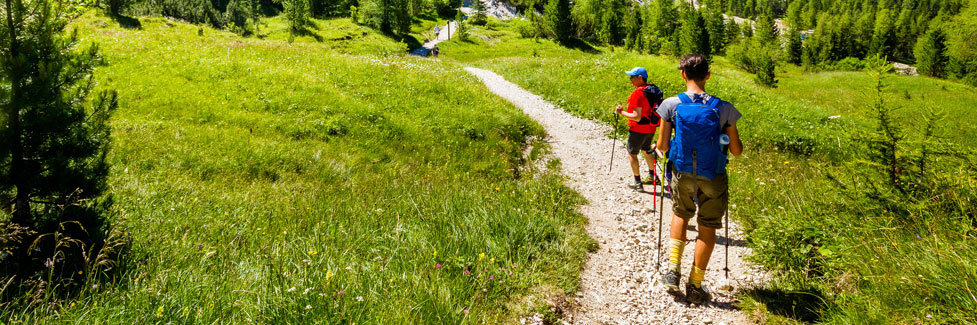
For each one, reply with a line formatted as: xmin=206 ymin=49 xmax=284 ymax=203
xmin=627 ymin=130 xmax=655 ymax=155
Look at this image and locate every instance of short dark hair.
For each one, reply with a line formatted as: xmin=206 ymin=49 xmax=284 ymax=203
xmin=678 ymin=54 xmax=709 ymax=81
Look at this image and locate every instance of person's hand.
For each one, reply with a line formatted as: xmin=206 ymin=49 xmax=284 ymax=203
xmin=614 ymin=105 xmax=623 ymax=115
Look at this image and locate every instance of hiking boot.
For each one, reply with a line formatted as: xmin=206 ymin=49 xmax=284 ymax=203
xmin=628 ymin=180 xmax=644 ymax=192
xmin=685 ymin=282 xmax=712 ymax=305
xmin=661 ymin=271 xmax=681 ymax=293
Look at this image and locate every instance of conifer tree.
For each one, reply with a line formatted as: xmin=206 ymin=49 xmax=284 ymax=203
xmin=785 ymin=27 xmax=803 ymax=64
xmin=1 ymin=0 xmax=120 ymax=286
xmin=914 ymin=27 xmax=948 ymax=78
xmin=544 ymin=0 xmax=573 ymax=42
xmin=679 ymin=7 xmax=710 ymax=57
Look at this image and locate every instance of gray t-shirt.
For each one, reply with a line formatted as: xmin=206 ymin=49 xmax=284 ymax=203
xmin=656 ymin=92 xmax=741 ymax=128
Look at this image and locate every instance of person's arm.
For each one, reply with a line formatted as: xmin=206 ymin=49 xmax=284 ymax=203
xmin=725 ymin=124 xmax=743 ymax=156
xmin=615 ymin=104 xmax=641 ymax=121
xmin=656 ymin=120 xmax=672 ymax=154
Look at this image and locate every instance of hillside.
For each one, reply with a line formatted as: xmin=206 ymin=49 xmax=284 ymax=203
xmin=440 ymin=18 xmax=977 ymax=323
xmin=1 ymin=12 xmax=594 ymax=323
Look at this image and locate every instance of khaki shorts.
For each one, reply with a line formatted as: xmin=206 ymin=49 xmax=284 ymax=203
xmin=671 ymin=172 xmax=728 ymax=229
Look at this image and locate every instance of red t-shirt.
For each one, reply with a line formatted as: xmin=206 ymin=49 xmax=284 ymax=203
xmin=627 ymin=86 xmax=658 ymax=133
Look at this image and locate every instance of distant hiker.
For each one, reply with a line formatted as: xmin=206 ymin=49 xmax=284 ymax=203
xmin=615 ymin=67 xmax=664 ymax=192
xmin=434 ymin=25 xmax=441 ymax=39
xmin=432 ymin=45 xmax=440 ymax=58
xmin=656 ymin=53 xmax=743 ymax=304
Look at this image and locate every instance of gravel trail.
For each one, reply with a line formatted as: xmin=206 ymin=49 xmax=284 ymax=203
xmin=465 ymin=67 xmax=766 ymax=324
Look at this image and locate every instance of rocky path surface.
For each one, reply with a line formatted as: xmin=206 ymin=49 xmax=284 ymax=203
xmin=465 ymin=67 xmax=766 ymax=324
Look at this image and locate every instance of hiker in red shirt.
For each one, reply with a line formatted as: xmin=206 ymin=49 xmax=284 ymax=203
xmin=615 ymin=67 xmax=664 ymax=191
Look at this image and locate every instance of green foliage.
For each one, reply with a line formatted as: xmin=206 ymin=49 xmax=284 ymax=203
xmin=784 ymin=27 xmax=802 ymax=65
xmin=0 ymin=0 xmax=123 ymax=304
xmin=349 ymin=5 xmax=359 ymax=23
xmin=623 ymin=5 xmax=642 ymax=51
xmin=132 ymin=0 xmax=220 ymax=27
xmin=914 ymin=27 xmax=949 ymax=78
xmin=5 ymin=12 xmax=595 ymax=322
xmin=544 ymin=0 xmax=572 ymax=42
xmin=107 ymin=0 xmax=132 ymax=16
xmin=728 ymin=35 xmax=778 ymax=87
xmin=455 ymin=9 xmax=470 ymax=41
xmin=280 ymin=0 xmax=311 ymax=39
xmin=470 ymin=0 xmax=488 ymax=26
xmin=224 ymin=0 xmax=251 ymax=34
xmin=678 ymin=4 xmax=710 ymax=57
xmin=361 ymin=0 xmax=411 ymax=36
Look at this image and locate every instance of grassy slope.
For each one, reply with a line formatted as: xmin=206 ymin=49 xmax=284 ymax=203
xmin=440 ymin=19 xmax=977 ymax=324
xmin=8 ymin=13 xmax=595 ymax=323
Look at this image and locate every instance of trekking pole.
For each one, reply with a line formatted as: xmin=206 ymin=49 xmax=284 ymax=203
xmin=608 ymin=109 xmax=621 ymax=174
xmin=724 ymin=177 xmax=731 ymax=281
xmin=655 ymin=155 xmax=663 ymax=273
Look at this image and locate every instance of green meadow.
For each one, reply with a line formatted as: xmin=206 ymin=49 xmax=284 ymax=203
xmin=441 ymin=18 xmax=977 ymax=323
xmin=2 ymin=12 xmax=595 ymax=323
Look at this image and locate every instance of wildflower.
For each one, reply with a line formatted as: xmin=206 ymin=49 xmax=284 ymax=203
xmin=356 ymin=296 xmax=364 ymax=302
xmin=499 ymin=280 xmax=502 ymax=284
xmin=198 ymin=244 xmax=203 ymax=251
xmin=305 ymin=305 xmax=312 ymax=310
xmin=490 ymin=258 xmax=495 ymax=264
xmin=495 ymin=187 xmax=500 ymax=191
xmin=489 ymin=275 xmax=494 ymax=280
xmin=92 ymin=284 xmax=99 ymax=290
xmin=308 ymin=250 xmax=318 ymax=255
xmin=346 ymin=266 xmax=352 ymax=270
xmin=463 ymin=309 xmax=469 ymax=314
xmin=478 ymin=253 xmax=485 ymax=260
xmin=916 ymin=235 xmax=922 ymax=239
xmin=435 ymin=263 xmax=442 ymax=269
xmin=287 ymin=287 xmax=297 ymax=293
xmin=512 ymin=264 xmax=517 ymax=269
xmin=338 ymin=290 xmax=345 ymax=296
xmin=464 ymin=270 xmax=470 ymax=275
xmin=156 ymin=306 xmax=164 ymax=317
xmin=303 ymin=287 xmax=312 ymax=294
xmin=44 ymin=259 xmax=53 ymax=268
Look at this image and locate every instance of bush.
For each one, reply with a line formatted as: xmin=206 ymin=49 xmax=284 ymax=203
xmin=134 ymin=0 xmax=220 ymax=27
xmin=728 ymin=38 xmax=779 ymax=87
xmin=827 ymin=57 xmax=867 ymax=71
xmin=224 ymin=0 xmax=251 ymax=34
xmin=106 ymin=0 xmax=132 ymax=16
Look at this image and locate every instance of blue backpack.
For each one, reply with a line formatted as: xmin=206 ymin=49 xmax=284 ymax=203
xmin=669 ymin=93 xmax=727 ymax=179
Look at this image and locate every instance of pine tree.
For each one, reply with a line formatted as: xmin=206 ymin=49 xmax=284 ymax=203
xmin=1 ymin=0 xmax=119 ymax=285
xmin=599 ymin=4 xmax=621 ymax=44
xmin=679 ymin=7 xmax=710 ymax=57
xmin=544 ymin=0 xmax=573 ymax=42
xmin=754 ymin=14 xmax=778 ymax=44
xmin=706 ymin=9 xmax=726 ymax=55
xmin=624 ymin=4 xmax=643 ymax=50
xmin=281 ymin=0 xmax=310 ymax=39
xmin=785 ymin=27 xmax=803 ymax=65
xmin=914 ymin=27 xmax=948 ymax=78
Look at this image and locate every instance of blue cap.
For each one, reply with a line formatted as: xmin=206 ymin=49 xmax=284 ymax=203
xmin=625 ymin=67 xmax=648 ymax=80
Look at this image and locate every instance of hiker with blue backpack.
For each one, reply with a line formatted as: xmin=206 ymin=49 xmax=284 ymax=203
xmin=655 ymin=54 xmax=743 ymax=305
xmin=614 ymin=67 xmax=664 ymax=192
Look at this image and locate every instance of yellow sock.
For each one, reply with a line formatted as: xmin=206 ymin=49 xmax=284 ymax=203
xmin=668 ymin=238 xmax=684 ymax=273
xmin=690 ymin=265 xmax=706 ymax=288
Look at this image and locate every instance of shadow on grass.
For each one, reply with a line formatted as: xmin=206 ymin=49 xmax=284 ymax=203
xmin=560 ymin=38 xmax=601 ymax=54
xmin=744 ymin=286 xmax=829 ymax=323
xmin=112 ymin=14 xmax=142 ymax=29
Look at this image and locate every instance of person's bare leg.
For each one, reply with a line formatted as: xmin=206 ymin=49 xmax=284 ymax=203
xmin=629 ymin=154 xmax=641 ymax=177
xmin=693 ymin=225 xmax=716 ymax=269
xmin=670 ymin=214 xmax=689 ymax=241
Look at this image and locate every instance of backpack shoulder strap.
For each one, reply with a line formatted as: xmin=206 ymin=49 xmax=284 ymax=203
xmin=677 ymin=93 xmax=692 ymax=104
xmin=706 ymin=96 xmax=721 ymax=109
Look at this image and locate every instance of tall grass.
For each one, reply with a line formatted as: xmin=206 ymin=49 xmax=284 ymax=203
xmin=0 ymin=12 xmax=594 ymax=323
xmin=441 ymin=19 xmax=977 ymax=323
